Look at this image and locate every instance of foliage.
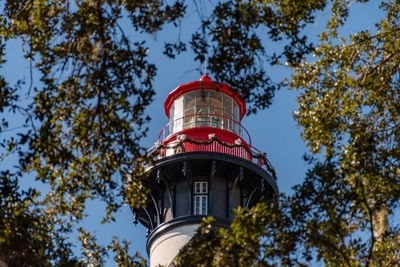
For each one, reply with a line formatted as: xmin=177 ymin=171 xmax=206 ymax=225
xmin=177 ymin=0 xmax=400 ymax=266
xmin=0 ymin=0 xmax=185 ymax=265
xmin=0 ymin=171 xmax=80 ymax=266
xmin=78 ymin=229 xmax=147 ymax=267
xmin=176 ymin=202 xmax=300 ymax=266
xmin=289 ymin=0 xmax=400 ymax=264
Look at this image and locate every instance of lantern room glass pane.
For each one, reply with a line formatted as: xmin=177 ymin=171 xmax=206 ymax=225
xmin=169 ymin=105 xmax=174 ymax=136
xmin=233 ymin=103 xmax=240 ymax=135
xmin=210 ymin=91 xmax=222 ymax=128
xmin=196 ymin=90 xmax=210 ymax=127
xmin=196 ymin=90 xmax=209 ymax=113
xmin=233 ymin=102 xmax=239 ymax=121
xmin=170 ymin=106 xmax=174 ymax=122
xmin=223 ymin=94 xmax=233 ymax=117
xmin=210 ymin=91 xmax=222 ymax=110
xmin=173 ymin=96 xmax=183 ymax=133
xmin=183 ymin=91 xmax=196 ymax=129
xmin=223 ymin=94 xmax=233 ymax=132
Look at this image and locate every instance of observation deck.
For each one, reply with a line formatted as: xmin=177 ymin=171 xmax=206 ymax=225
xmin=147 ymin=75 xmax=276 ymax=179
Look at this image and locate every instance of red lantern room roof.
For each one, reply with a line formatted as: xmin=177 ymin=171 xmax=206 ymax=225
xmin=164 ymin=75 xmax=246 ymax=120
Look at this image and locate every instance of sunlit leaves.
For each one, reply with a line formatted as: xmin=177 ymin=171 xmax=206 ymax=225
xmin=1 ymin=0 xmax=182 ymax=223
xmin=179 ymin=1 xmax=400 ymax=266
xmin=0 ymin=171 xmax=80 ymax=266
xmin=290 ymin=0 xmax=400 ymax=265
xmin=0 ymin=0 xmax=184 ymax=265
xmin=177 ymin=201 xmax=303 ymax=266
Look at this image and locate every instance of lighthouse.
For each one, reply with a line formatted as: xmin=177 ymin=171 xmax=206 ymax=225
xmin=132 ymin=75 xmax=278 ymax=266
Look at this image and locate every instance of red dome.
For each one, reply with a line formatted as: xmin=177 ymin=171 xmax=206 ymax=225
xmin=199 ymin=75 xmax=212 ymax=82
xmin=164 ymin=76 xmax=246 ymax=119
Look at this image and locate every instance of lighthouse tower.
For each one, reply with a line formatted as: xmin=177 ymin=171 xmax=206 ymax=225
xmin=132 ymin=75 xmax=278 ymax=267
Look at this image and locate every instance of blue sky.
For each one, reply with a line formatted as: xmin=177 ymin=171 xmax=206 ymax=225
xmin=0 ymin=1 xmax=386 ymax=265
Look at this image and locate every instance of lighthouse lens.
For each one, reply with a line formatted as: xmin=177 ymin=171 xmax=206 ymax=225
xmin=168 ymin=90 xmax=242 ymax=136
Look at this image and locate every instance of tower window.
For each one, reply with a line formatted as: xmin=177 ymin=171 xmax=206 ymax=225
xmin=193 ymin=181 xmax=208 ymax=215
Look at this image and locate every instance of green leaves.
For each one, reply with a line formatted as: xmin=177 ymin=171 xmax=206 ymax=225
xmin=78 ymin=228 xmax=146 ymax=267
xmin=176 ymin=201 xmax=303 ymax=266
xmin=289 ymin=0 xmax=400 ymax=265
xmin=0 ymin=0 xmax=186 ymax=265
xmin=0 ymin=171 xmax=80 ymax=266
xmin=179 ymin=1 xmax=400 ymax=266
xmin=4 ymin=0 xmax=165 ymax=222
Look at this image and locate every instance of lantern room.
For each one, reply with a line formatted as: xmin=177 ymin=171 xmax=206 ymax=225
xmin=165 ymin=75 xmax=245 ymax=136
xmin=156 ymin=75 xmax=253 ymax=158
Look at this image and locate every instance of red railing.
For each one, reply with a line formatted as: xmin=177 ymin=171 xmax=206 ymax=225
xmin=248 ymin=144 xmax=275 ymax=177
xmin=146 ymin=114 xmax=276 ymax=178
xmin=147 ymin=139 xmax=275 ymax=179
xmin=161 ymin=141 xmax=252 ymax=161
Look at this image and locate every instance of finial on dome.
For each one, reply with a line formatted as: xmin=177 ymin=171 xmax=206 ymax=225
xmin=200 ymin=75 xmax=212 ymax=82
xmin=200 ymin=57 xmax=212 ymax=82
